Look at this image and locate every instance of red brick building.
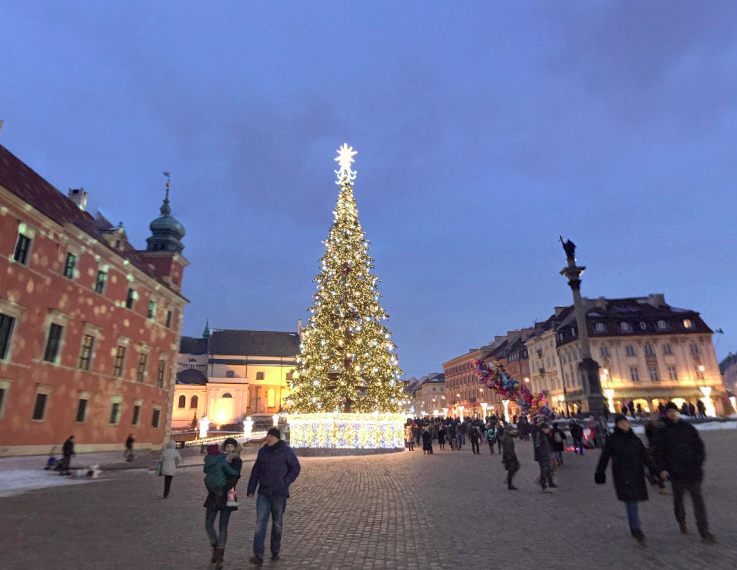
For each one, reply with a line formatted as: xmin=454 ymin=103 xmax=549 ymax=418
xmin=0 ymin=144 xmax=188 ymax=456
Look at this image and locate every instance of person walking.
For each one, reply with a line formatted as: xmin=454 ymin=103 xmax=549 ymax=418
xmin=438 ymin=425 xmax=447 ymax=450
xmin=160 ymin=440 xmax=182 ymax=499
xmin=204 ymin=438 xmax=243 ymax=569
xmin=404 ymin=424 xmax=414 ymax=451
xmin=696 ymin=400 xmax=706 ymax=419
xmin=569 ymin=420 xmax=584 ymax=455
xmin=421 ymin=427 xmax=433 ymax=455
xmin=59 ymin=436 xmax=75 ymax=476
xmin=247 ymin=428 xmax=301 ymax=566
xmin=469 ymin=425 xmax=481 ymax=455
xmin=552 ymin=424 xmax=567 ymax=466
xmin=595 ymin=415 xmax=660 ymax=545
xmin=500 ymin=425 xmax=520 ymax=490
xmin=654 ymin=403 xmax=716 ymax=544
xmin=124 ymin=434 xmax=135 ymax=462
xmin=486 ymin=424 xmax=496 ymax=454
xmin=644 ymin=415 xmax=670 ymax=496
xmin=534 ymin=424 xmax=557 ymax=493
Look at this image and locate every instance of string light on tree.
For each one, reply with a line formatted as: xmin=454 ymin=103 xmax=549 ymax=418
xmin=286 ymin=144 xmax=405 ymax=415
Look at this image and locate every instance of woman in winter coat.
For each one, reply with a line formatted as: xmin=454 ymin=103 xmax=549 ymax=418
xmin=421 ymin=427 xmax=433 ymax=455
xmin=595 ymin=414 xmax=660 ymax=545
xmin=204 ymin=438 xmax=243 ymax=569
xmin=160 ymin=440 xmax=183 ymax=498
xmin=551 ymin=424 xmax=567 ymax=466
xmin=404 ymin=424 xmax=414 ymax=451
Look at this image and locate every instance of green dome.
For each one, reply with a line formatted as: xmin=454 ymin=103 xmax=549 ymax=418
xmin=146 ymin=184 xmax=185 ymax=253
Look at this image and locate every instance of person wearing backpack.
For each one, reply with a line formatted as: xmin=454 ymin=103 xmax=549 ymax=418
xmin=203 ymin=440 xmax=241 ymax=569
xmin=552 ymin=424 xmax=567 ymax=466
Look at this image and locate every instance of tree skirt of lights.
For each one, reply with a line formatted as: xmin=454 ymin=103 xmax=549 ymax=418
xmin=288 ymin=413 xmax=406 ymax=456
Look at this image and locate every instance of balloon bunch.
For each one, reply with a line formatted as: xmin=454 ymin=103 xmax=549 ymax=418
xmin=473 ymin=360 xmax=553 ymax=420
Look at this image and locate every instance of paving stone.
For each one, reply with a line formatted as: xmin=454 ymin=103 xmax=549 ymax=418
xmin=0 ymin=431 xmax=735 ymax=570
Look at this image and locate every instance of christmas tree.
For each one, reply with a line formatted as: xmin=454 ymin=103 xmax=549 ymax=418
xmin=287 ymin=145 xmax=405 ymax=414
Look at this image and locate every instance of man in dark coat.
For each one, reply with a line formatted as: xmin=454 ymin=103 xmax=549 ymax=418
xmin=569 ymin=420 xmax=585 ymax=455
xmin=595 ymin=415 xmax=659 ymax=544
xmin=654 ymin=403 xmax=716 ymax=543
xmin=59 ymin=436 xmax=74 ymax=475
xmin=500 ymin=425 xmax=520 ymax=490
xmin=534 ymin=424 xmax=556 ymax=492
xmin=469 ymin=425 xmax=481 ymax=454
xmin=247 ymin=428 xmax=301 ymax=565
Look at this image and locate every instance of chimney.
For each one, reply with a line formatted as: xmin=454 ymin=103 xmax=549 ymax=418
xmin=68 ymin=188 xmax=89 ymax=212
xmin=648 ymin=294 xmax=666 ymax=308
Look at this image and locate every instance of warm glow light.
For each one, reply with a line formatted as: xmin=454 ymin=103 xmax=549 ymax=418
xmin=458 ymin=405 xmax=465 ymax=420
xmin=699 ymin=386 xmax=716 ymax=417
xmin=524 ymin=378 xmax=530 ymax=383
xmin=335 ymin=143 xmax=358 ymax=177
xmin=502 ymin=400 xmax=510 ymax=422
xmin=604 ymin=389 xmax=615 ymax=414
xmin=273 ymin=414 xmax=279 ymax=427
xmin=288 ymin=413 xmax=405 ymax=449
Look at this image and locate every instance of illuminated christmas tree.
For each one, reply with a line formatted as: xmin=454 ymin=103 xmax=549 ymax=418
xmin=287 ymin=145 xmax=404 ymax=414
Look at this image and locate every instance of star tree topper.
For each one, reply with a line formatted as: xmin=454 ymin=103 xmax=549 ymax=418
xmin=334 ymin=143 xmax=358 ymax=182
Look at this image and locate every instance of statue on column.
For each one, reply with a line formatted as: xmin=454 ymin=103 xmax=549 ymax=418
xmin=198 ymin=415 xmax=210 ymax=439
xmin=560 ymin=236 xmax=576 ymax=262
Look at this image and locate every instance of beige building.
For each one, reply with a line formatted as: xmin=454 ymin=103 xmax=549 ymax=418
xmin=172 ymin=324 xmax=300 ymax=429
xmin=526 ymin=295 xmax=727 ymax=416
xmin=411 ymin=373 xmax=446 ymax=417
xmin=443 ymin=346 xmax=502 ymax=419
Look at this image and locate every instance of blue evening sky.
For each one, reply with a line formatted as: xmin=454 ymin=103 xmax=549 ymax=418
xmin=2 ymin=1 xmax=736 ymax=377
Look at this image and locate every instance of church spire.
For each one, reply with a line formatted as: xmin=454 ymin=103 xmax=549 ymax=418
xmin=203 ymin=318 xmax=211 ymax=338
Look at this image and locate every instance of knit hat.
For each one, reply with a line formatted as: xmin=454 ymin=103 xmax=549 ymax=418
xmin=665 ymin=402 xmax=679 ymax=411
xmin=222 ymin=437 xmax=238 ymax=449
xmin=613 ymin=414 xmax=628 ymax=425
xmin=207 ymin=444 xmax=220 ymax=455
xmin=267 ymin=427 xmax=281 ymax=439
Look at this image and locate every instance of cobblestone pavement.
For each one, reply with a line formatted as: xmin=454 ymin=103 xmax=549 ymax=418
xmin=1 ymin=431 xmax=736 ymax=570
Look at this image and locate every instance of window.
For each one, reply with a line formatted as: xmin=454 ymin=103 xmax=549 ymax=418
xmin=620 ymin=322 xmax=631 ymax=332
xmin=126 ymin=289 xmax=136 ymax=310
xmin=32 ymin=393 xmax=48 ymax=420
xmin=644 ymin=344 xmax=654 ymax=355
xmin=165 ymin=311 xmax=172 ymax=328
xmin=639 ymin=321 xmax=647 ymax=331
xmin=625 ymin=345 xmax=635 ymax=356
xmin=109 ymin=400 xmax=121 ymax=425
xmin=0 ymin=314 xmax=16 ymax=360
xmin=225 ymin=370 xmax=235 ymax=378
xmin=136 ymin=353 xmax=147 ymax=382
xmin=13 ymin=234 xmax=32 ymax=264
xmin=113 ymin=346 xmax=126 ymax=377
xmin=683 ymin=319 xmax=693 ymax=329
xmin=657 ymin=320 xmax=668 ymax=331
xmin=132 ymin=404 xmax=141 ymax=426
xmin=222 ymin=392 xmax=233 ymax=398
xmin=151 ymin=407 xmax=161 ymax=428
xmin=44 ymin=324 xmax=64 ymax=363
xmin=663 ymin=344 xmax=673 ymax=355
xmin=156 ymin=359 xmax=166 ymax=388
xmin=595 ymin=323 xmax=605 ymax=333
xmin=630 ymin=367 xmax=640 ymax=383
xmin=191 ymin=395 xmax=198 ymax=409
xmin=78 ymin=334 xmax=94 ymax=371
xmin=147 ymin=300 xmax=157 ymax=320
xmin=690 ymin=343 xmax=699 ymax=354
xmin=667 ymin=366 xmax=678 ymax=380
xmin=0 ymin=380 xmax=10 ymax=419
xmin=94 ymin=270 xmax=107 ymax=294
xmin=178 ymin=395 xmax=186 ymax=408
xmin=267 ymin=388 xmax=276 ymax=408
xmin=75 ymin=398 xmax=89 ymax=423
xmin=188 ymin=360 xmax=196 ymax=369
xmin=648 ymin=366 xmax=660 ymax=382
xmin=256 ymin=371 xmax=265 ymax=380
xmin=600 ymin=346 xmax=610 ymax=358
xmin=432 ymin=387 xmax=436 ymax=392
xmin=63 ymin=253 xmax=77 ymax=279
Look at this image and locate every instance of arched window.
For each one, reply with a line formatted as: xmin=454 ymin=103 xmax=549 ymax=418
xmin=190 ymin=395 xmax=199 ymax=409
xmin=178 ymin=395 xmax=186 ymax=408
xmin=222 ymin=392 xmax=233 ymax=398
xmin=267 ymin=388 xmax=276 ymax=408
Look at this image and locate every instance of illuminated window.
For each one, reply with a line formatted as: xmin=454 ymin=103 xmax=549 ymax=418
xmin=267 ymin=388 xmax=276 ymax=408
xmin=683 ymin=319 xmax=693 ymax=329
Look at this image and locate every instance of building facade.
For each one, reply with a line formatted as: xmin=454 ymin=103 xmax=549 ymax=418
xmin=410 ymin=373 xmax=445 ymax=416
xmin=719 ymin=353 xmax=737 ymax=394
xmin=172 ymin=326 xmax=300 ymax=428
xmin=443 ymin=346 xmax=502 ymax=419
xmin=0 ymin=144 xmax=188 ymax=456
xmin=526 ymin=295 xmax=727 ymax=416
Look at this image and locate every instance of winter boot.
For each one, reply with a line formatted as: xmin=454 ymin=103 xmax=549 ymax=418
xmin=214 ymin=548 xmax=225 ymax=570
xmin=679 ymin=521 xmax=688 ymax=534
xmin=700 ymin=532 xmax=717 ymax=545
xmin=210 ymin=545 xmax=217 ymax=566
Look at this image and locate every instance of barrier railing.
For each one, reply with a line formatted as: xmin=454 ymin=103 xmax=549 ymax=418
xmin=183 ymin=432 xmax=268 ymax=447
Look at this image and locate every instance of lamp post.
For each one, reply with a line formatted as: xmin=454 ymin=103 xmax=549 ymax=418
xmin=559 ymin=238 xmax=604 ymax=415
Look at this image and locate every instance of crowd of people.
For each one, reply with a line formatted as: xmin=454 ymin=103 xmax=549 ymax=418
xmin=405 ymin=403 xmax=717 ymax=547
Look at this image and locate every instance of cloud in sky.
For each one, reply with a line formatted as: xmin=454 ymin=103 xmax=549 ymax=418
xmin=2 ymin=1 xmax=737 ymax=376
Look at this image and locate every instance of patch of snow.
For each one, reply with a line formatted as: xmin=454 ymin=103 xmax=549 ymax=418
xmin=0 ymin=469 xmax=93 ymax=497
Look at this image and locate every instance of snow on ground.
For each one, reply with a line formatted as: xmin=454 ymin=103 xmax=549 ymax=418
xmin=0 ymin=469 xmax=94 ymax=497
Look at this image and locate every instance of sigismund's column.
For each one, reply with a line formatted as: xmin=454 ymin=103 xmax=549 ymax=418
xmin=559 ymin=238 xmax=605 ymax=415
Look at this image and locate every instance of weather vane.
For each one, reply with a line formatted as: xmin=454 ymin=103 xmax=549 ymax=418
xmin=334 ymin=143 xmax=357 ymax=184
xmin=163 ymin=171 xmax=171 ymax=199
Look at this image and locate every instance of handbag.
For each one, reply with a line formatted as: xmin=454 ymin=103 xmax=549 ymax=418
xmin=155 ymin=461 xmax=163 ymax=476
xmin=226 ymin=488 xmax=239 ymax=507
